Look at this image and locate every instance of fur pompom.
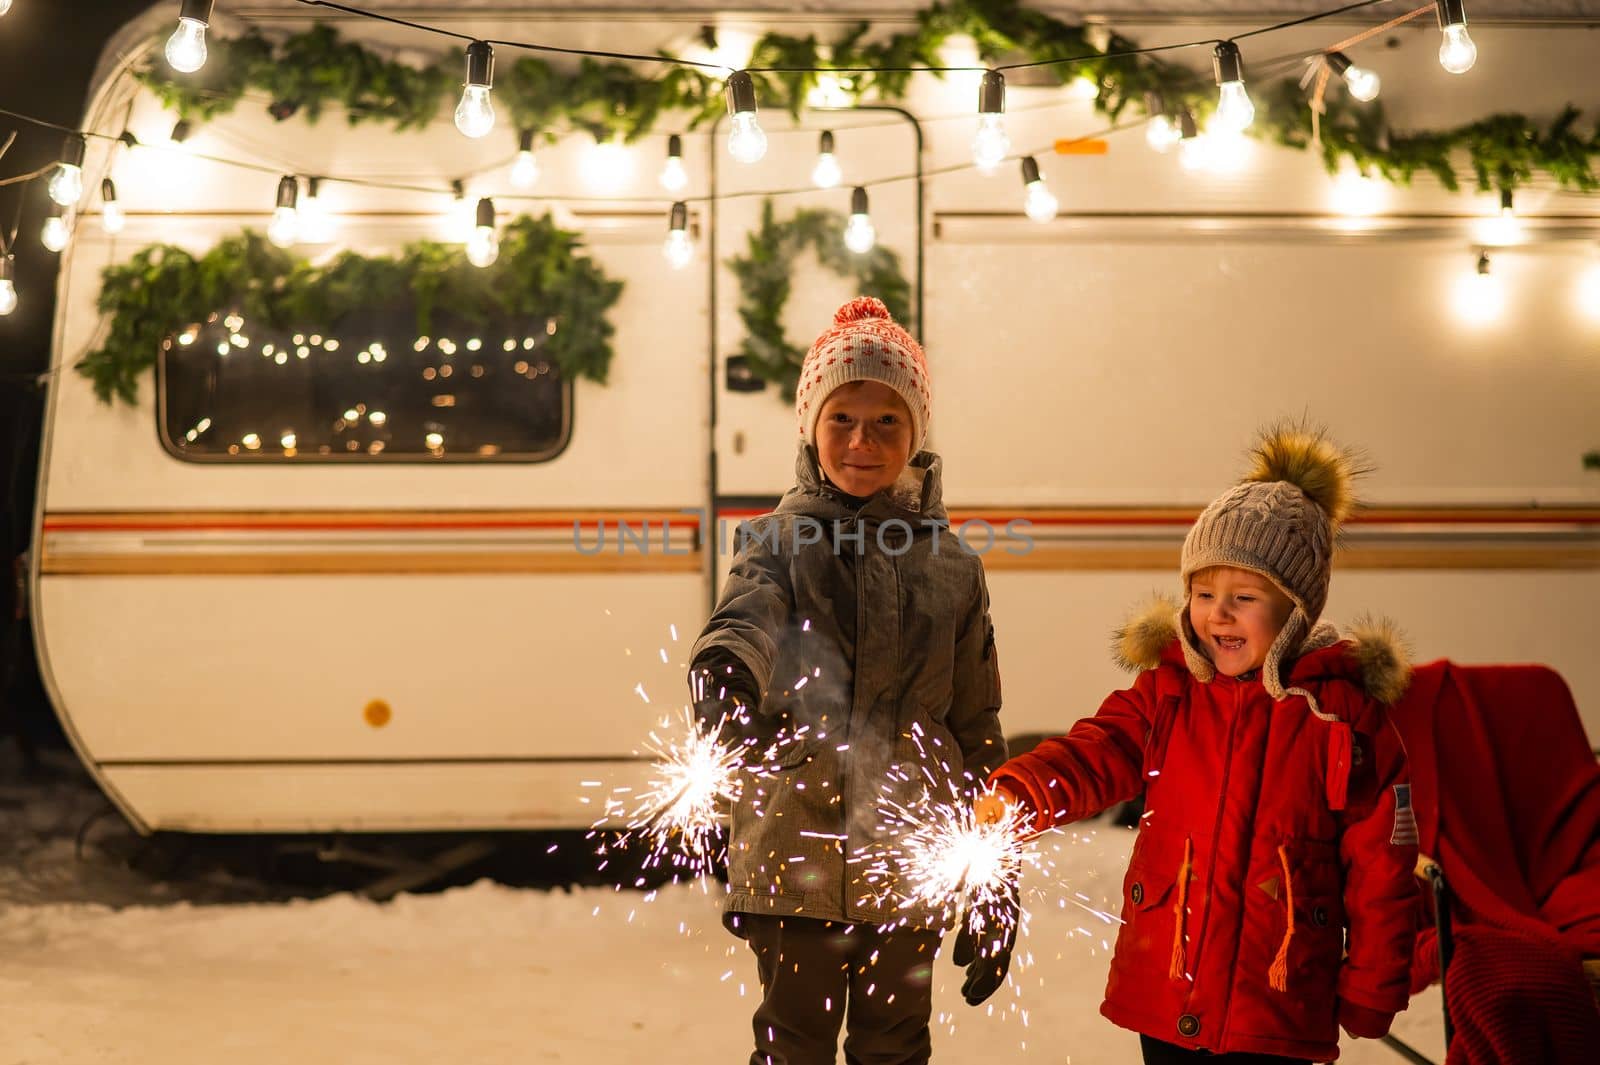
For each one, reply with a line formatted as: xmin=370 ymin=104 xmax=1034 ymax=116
xmin=1244 ymin=421 xmax=1364 ymax=529
xmin=1113 ymin=594 xmax=1183 ymax=672
xmin=1345 ymin=614 xmax=1412 ymax=705
xmin=833 ymin=296 xmax=891 ymax=326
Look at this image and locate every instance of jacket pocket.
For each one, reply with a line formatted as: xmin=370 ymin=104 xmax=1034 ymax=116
xmin=1107 ymin=830 xmax=1183 ymax=1001
xmin=1242 ymin=838 xmax=1343 ymax=1043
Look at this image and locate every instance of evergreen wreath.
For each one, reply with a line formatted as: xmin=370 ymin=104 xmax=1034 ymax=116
xmin=131 ymin=1 xmax=1600 ymax=197
xmin=81 ymin=214 xmax=623 ymax=406
xmin=725 ymin=200 xmax=912 ymax=400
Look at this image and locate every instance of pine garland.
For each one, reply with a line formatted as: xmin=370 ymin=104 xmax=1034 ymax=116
xmin=131 ymin=1 xmax=1600 ymax=196
xmin=726 ymin=200 xmax=912 ymax=399
xmin=80 ymin=215 xmax=623 ymax=406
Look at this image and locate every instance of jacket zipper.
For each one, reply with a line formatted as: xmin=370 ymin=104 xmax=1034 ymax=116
xmin=1184 ymin=676 xmax=1244 ymax=997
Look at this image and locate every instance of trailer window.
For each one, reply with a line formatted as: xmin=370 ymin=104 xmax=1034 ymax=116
xmin=156 ymin=310 xmax=572 ymax=462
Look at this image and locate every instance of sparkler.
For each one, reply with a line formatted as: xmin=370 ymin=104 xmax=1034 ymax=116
xmin=602 ymin=707 xmax=750 ymax=879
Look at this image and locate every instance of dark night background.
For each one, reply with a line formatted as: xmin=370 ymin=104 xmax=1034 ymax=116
xmin=2 ymin=1 xmax=155 ymax=754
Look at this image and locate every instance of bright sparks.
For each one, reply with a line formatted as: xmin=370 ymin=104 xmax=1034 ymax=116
xmin=603 ymin=708 xmax=748 ymax=879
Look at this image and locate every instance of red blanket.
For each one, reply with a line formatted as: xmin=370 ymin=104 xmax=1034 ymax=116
xmin=1389 ymin=661 xmax=1600 ymax=1063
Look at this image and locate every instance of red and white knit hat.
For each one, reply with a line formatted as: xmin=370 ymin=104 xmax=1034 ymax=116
xmin=795 ymin=296 xmax=931 ymax=450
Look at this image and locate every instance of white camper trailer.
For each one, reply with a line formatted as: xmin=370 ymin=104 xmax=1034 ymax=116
xmin=31 ymin=3 xmax=1600 ymax=835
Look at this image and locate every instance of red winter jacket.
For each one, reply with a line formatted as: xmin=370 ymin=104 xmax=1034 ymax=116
xmin=991 ymin=601 xmax=1417 ymax=1061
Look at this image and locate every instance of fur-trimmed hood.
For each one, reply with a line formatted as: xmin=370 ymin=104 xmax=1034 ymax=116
xmin=1113 ymin=594 xmax=1412 ymax=706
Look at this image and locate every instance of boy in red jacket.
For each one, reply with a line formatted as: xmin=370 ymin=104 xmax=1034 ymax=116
xmin=977 ymin=424 xmax=1418 ymax=1064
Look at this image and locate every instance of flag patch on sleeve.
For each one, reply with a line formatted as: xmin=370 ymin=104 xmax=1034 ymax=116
xmin=1390 ymin=783 xmax=1418 ymax=846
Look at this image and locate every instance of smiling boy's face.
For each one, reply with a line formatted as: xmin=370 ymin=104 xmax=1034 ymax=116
xmin=1188 ymin=565 xmax=1296 ymax=677
xmin=815 ymin=381 xmax=914 ymax=498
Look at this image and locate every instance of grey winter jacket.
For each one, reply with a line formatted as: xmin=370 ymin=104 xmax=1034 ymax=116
xmin=692 ymin=445 xmax=1006 ymax=929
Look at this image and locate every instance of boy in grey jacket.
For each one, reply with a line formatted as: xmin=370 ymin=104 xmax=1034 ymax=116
xmin=690 ymin=296 xmax=1007 ymax=1065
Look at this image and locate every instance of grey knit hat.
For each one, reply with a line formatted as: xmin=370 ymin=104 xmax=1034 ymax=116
xmin=1177 ymin=423 xmax=1362 ymax=703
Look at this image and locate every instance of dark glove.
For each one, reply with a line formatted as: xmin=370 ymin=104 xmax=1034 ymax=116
xmin=689 ymin=654 xmax=760 ymax=748
xmin=1338 ymin=999 xmax=1394 ymax=1039
xmin=951 ymin=882 xmax=1020 ymax=1006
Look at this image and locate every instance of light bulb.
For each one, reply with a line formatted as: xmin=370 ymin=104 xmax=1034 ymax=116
xmin=1343 ymin=65 xmax=1381 ymax=102
xmin=972 ymin=114 xmax=1010 ymax=173
xmin=1439 ymin=26 xmax=1477 ymax=74
xmin=300 ymin=179 xmax=334 ymax=243
xmin=811 ymin=152 xmax=843 ymax=190
xmin=0 ymin=281 xmax=15 ymax=317
xmin=1211 ymin=42 xmax=1254 ymax=133
xmin=49 ymin=165 xmax=83 ymax=208
xmin=511 ymin=150 xmax=539 ymax=189
xmin=663 ymin=202 xmax=693 ymax=270
xmin=1453 ymin=252 xmax=1504 ymax=325
xmin=268 ymin=206 xmax=298 ymax=248
xmin=1214 ymin=82 xmax=1255 ymax=134
xmin=973 ymin=71 xmax=1009 ymax=173
xmin=663 ymin=230 xmax=694 ymax=270
xmin=103 ymin=200 xmax=126 ymax=235
xmin=454 ymin=41 xmax=496 ymax=138
xmin=41 ymin=214 xmax=69 ymax=253
xmin=267 ymin=175 xmax=298 ymax=248
xmin=844 ymin=187 xmax=875 ymax=254
xmin=455 ymin=85 xmax=495 ymax=138
xmin=467 ymin=226 xmax=499 ymax=268
xmin=0 ymin=2 xmax=13 ymax=17
xmin=165 ymin=17 xmax=208 ymax=73
xmin=1019 ymin=157 xmax=1058 ymax=223
xmin=725 ymin=72 xmax=767 ymax=164
xmin=660 ymin=135 xmax=688 ymax=193
xmin=812 ymin=132 xmax=841 ymax=189
xmin=844 ymin=213 xmax=876 ymax=254
xmin=1145 ymin=113 xmax=1180 ymax=153
xmin=727 ymin=113 xmax=767 ymax=164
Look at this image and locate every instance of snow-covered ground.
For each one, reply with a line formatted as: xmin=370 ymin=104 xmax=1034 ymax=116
xmin=0 ymin=758 xmax=1445 ymax=1065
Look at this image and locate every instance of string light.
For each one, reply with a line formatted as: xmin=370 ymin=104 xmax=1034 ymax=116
xmin=725 ymin=71 xmax=768 ymax=164
xmin=1454 ymin=250 xmax=1504 ymax=325
xmin=268 ymin=175 xmax=299 ymax=248
xmin=812 ymin=130 xmax=842 ymax=189
xmin=41 ymin=204 xmax=70 ymax=253
xmin=1212 ymin=41 xmax=1255 ymax=133
xmin=1144 ymin=92 xmax=1181 ymax=153
xmin=511 ymin=129 xmax=540 ymax=189
xmin=0 ymin=256 xmax=16 ymax=317
xmin=48 ymin=134 xmax=87 ymax=208
xmin=300 ymin=177 xmax=335 ymax=243
xmin=0 ymin=2 xmax=12 ymax=18
xmin=1176 ymin=109 xmax=1207 ymax=171
xmin=660 ymin=134 xmax=689 ymax=193
xmin=973 ymin=70 xmax=1009 ymax=174
xmin=101 ymin=178 xmax=125 ymax=234
xmin=844 ymin=186 xmax=876 ymax=254
xmin=1325 ymin=51 xmax=1380 ymax=102
xmin=663 ymin=201 xmax=693 ymax=270
xmin=455 ymin=40 xmax=496 ymax=138
xmin=165 ymin=0 xmax=213 ymax=74
xmin=1436 ymin=0 xmax=1477 ymax=74
xmin=466 ymin=197 xmax=499 ymax=267
xmin=1019 ymin=156 xmax=1058 ymax=222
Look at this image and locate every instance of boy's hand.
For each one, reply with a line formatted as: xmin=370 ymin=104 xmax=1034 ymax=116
xmin=973 ymin=785 xmax=1021 ymax=826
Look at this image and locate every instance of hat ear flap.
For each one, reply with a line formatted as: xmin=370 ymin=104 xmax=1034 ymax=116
xmin=1261 ymin=608 xmax=1309 ymax=703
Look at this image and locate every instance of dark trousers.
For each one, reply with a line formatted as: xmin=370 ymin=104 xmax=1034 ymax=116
xmin=1140 ymin=1035 xmax=1311 ymax=1065
xmin=742 ymin=914 xmax=940 ymax=1065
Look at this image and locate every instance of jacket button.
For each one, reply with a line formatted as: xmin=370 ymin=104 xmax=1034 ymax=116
xmin=1313 ymin=905 xmax=1329 ymax=927
xmin=1177 ymin=1014 xmax=1200 ymax=1038
xmin=1130 ymin=882 xmax=1143 ymax=905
